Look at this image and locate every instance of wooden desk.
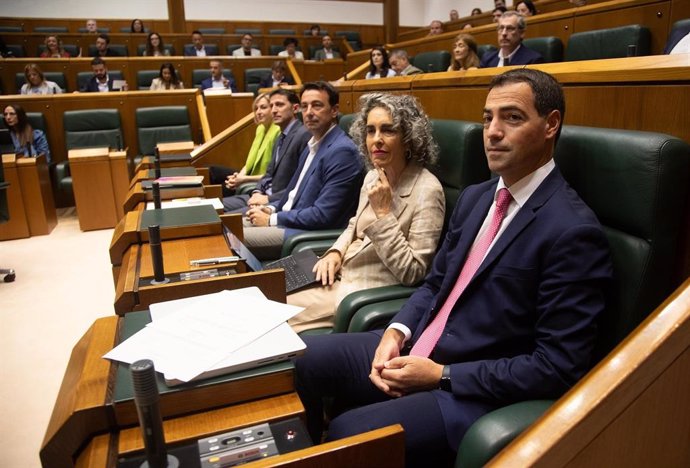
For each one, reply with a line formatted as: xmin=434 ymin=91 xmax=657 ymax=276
xmin=0 ymin=153 xmax=56 ymax=240
xmin=69 ymin=147 xmax=129 ymax=231
xmin=41 ymin=315 xmax=303 ymax=468
xmin=114 ymin=232 xmax=285 ymax=314
xmin=122 ymin=181 xmax=222 ymax=213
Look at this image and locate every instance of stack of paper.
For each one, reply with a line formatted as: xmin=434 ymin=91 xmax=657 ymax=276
xmin=103 ymin=288 xmax=306 ymax=384
xmin=145 ymin=197 xmax=224 ymax=210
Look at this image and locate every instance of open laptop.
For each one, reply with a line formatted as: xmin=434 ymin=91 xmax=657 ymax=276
xmin=224 ymin=227 xmax=319 ymax=294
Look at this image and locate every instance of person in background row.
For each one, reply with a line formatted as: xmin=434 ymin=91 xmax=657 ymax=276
xmin=149 ymin=63 xmax=183 ymax=90
xmin=313 ymin=35 xmax=341 ymax=60
xmin=366 ymin=46 xmax=396 ymax=79
xmin=259 ymin=61 xmax=295 ymax=88
xmin=2 ymin=104 xmax=51 ymax=163
xmin=286 ymin=92 xmax=445 ymax=333
xmin=309 ymin=24 xmax=322 ymax=37
xmin=40 ymin=35 xmax=70 ymax=58
xmin=492 ymin=6 xmax=508 ymax=22
xmin=278 ymin=38 xmax=305 ymax=60
xmin=232 ymin=33 xmax=262 ymax=57
xmin=480 ymin=11 xmax=543 ymax=68
xmin=449 ymin=9 xmax=459 ymax=21
xmin=130 ymin=19 xmax=145 ymax=33
xmin=471 ymin=8 xmax=483 ymax=16
xmin=143 ymin=32 xmax=169 ymax=56
xmin=85 ymin=19 xmax=98 ymax=33
xmin=200 ymin=59 xmax=237 ymax=92
xmin=20 ymin=63 xmax=62 ymax=95
xmin=185 ymin=31 xmax=208 ymax=57
xmin=81 ymin=57 xmax=127 ymax=92
xmin=448 ymin=33 xmax=480 ymax=71
xmin=92 ymin=33 xmax=120 ymax=57
xmin=389 ymin=49 xmax=423 ymax=76
xmin=516 ymin=0 xmax=538 ymax=16
xmin=494 ymin=0 xmax=506 ymax=7
xmin=429 ymin=20 xmax=444 ymax=36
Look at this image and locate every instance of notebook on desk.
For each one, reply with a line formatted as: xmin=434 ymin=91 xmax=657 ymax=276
xmin=224 ymin=227 xmax=319 ymax=293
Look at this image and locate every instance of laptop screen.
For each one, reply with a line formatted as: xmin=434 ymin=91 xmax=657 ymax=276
xmin=223 ymin=227 xmax=264 ymax=273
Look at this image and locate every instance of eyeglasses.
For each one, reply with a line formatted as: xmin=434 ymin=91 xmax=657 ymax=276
xmin=497 ymin=25 xmax=519 ymax=32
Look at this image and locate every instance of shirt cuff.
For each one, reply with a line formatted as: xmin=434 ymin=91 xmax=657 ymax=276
xmin=387 ymin=323 xmax=411 ymax=343
xmin=269 ymin=213 xmax=278 ymax=226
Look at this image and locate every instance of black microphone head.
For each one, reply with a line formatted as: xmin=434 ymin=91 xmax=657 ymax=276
xmin=130 ymin=359 xmax=159 ymax=406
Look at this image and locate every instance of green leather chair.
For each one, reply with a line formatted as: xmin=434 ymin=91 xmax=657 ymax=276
xmin=15 ymin=72 xmax=67 ymax=93
xmin=136 ymin=70 xmax=160 ymax=90
xmin=663 ymin=18 xmax=690 ymax=54
xmin=87 ymin=44 xmax=128 ymax=57
xmin=335 ymin=31 xmax=361 ymax=50
xmin=135 ymin=106 xmax=192 ymax=156
xmin=183 ymin=43 xmax=219 ymax=56
xmin=78 ymin=27 xmax=110 ymax=33
xmin=269 ymin=29 xmax=296 ymax=35
xmin=56 ymin=109 xmax=123 ymax=207
xmin=136 ymin=44 xmax=176 ymax=56
xmin=235 ymin=28 xmax=262 ymax=35
xmin=303 ymin=29 xmax=328 ymax=36
xmin=412 ymin=51 xmax=452 ymax=73
xmin=226 ymin=44 xmax=242 ymax=55
xmin=456 ymin=125 xmax=690 ymax=467
xmin=245 ymin=68 xmax=271 ymax=95
xmin=198 ymin=28 xmax=226 ymax=35
xmin=76 ymin=70 xmax=124 ymax=91
xmin=523 ymin=36 xmax=563 ymax=63
xmin=269 ymin=45 xmax=287 ymax=56
xmin=564 ymin=24 xmax=651 ymax=61
xmin=0 ymin=26 xmax=23 ymax=32
xmin=37 ymin=44 xmax=80 ymax=57
xmin=4 ymin=44 xmax=25 ymax=58
xmin=477 ymin=44 xmax=497 ymax=59
xmin=33 ymin=26 xmax=67 ymax=33
xmin=298 ymin=119 xmax=491 ymax=335
xmin=191 ymin=68 xmax=235 ymax=89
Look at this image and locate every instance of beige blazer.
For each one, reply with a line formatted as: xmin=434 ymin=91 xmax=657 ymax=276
xmin=149 ymin=78 xmax=184 ymax=91
xmin=330 ymin=163 xmax=445 ymax=304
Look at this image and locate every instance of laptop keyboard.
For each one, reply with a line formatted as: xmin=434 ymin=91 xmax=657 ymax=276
xmin=265 ymin=256 xmax=313 ymax=292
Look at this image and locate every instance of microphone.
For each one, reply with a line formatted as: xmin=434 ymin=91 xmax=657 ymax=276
xmin=148 ymin=224 xmax=169 ymax=285
xmin=130 ymin=359 xmax=179 ymax=468
xmin=154 ymin=147 xmax=162 ymax=179
xmin=152 ymin=181 xmax=162 ymax=210
xmin=116 ymin=133 xmax=123 ymax=152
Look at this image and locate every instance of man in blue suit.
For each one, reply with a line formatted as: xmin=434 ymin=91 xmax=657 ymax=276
xmin=200 ymin=59 xmax=237 ymax=92
xmin=243 ymin=81 xmax=363 ymax=260
xmin=480 ymin=11 xmax=543 ymax=67
xmin=294 ymin=69 xmax=612 ymax=466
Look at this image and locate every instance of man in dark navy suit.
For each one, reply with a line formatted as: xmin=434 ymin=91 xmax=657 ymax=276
xmin=200 ymin=59 xmax=237 ymax=92
xmin=480 ymin=11 xmax=543 ymax=67
xmin=294 ymin=69 xmax=612 ymax=466
xmin=243 ymin=81 xmax=363 ymax=260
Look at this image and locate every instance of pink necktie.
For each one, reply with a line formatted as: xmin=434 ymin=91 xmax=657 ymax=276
xmin=410 ymin=188 xmax=513 ymax=357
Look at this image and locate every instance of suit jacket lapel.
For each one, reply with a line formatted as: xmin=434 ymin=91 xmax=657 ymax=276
xmin=274 ymin=122 xmax=299 ymax=170
xmin=292 ymin=125 xmax=339 ymax=204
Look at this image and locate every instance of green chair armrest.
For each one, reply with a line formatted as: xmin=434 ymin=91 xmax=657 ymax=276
xmin=54 ymin=161 xmax=70 ymax=181
xmin=348 ymin=297 xmax=409 ymax=332
xmin=334 ymin=284 xmax=417 ymax=333
xmin=456 ymin=400 xmax=554 ymax=468
xmin=281 ymin=229 xmax=344 ymax=257
xmin=237 ymin=182 xmax=257 ymax=195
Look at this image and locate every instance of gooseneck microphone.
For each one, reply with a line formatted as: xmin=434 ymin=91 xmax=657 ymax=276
xmin=152 ymin=181 xmax=162 ymax=210
xmin=154 ymin=147 xmax=162 ymax=179
xmin=148 ymin=224 xmax=169 ymax=285
xmin=117 ymin=133 xmax=123 ymax=152
xmin=130 ymin=359 xmax=179 ymax=468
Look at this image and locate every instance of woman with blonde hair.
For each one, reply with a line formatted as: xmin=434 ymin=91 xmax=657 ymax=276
xmin=448 ymin=33 xmax=480 ymax=71
xmin=20 ymin=63 xmax=62 ymax=95
xmin=40 ymin=35 xmax=70 ymax=58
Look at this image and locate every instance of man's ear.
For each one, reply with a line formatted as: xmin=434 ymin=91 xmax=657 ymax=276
xmin=545 ymin=109 xmax=561 ymax=139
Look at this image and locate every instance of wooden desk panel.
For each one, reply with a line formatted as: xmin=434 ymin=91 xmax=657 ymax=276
xmin=69 ymin=148 xmax=119 ymax=231
xmin=0 ymin=155 xmax=30 ymax=239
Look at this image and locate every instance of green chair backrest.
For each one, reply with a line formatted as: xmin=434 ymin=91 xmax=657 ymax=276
xmin=226 ymin=44 xmax=242 ymax=55
xmin=37 ymin=44 xmax=80 ymax=57
xmin=135 ymin=106 xmax=192 ymax=155
xmin=191 ymin=68 xmax=234 ymax=89
xmin=412 ymin=50 xmax=451 ymax=73
xmin=15 ymin=72 xmax=67 ymax=93
xmin=554 ymin=126 xmax=690 ymax=357
xmin=78 ymin=27 xmax=110 ymax=33
xmin=5 ymin=45 xmax=25 ymax=58
xmin=1 ymin=26 xmax=23 ymax=32
xmin=87 ymin=44 xmax=128 ymax=57
xmin=76 ymin=70 xmax=124 ymax=91
xmin=63 ymin=109 xmax=122 ymax=150
xmin=269 ymin=29 xmax=295 ymax=35
xmin=137 ymin=70 xmax=160 ymax=90
xmin=184 ymin=43 xmax=219 ymax=55
xmin=33 ymin=26 xmax=67 ymax=33
xmin=235 ymin=28 xmax=261 ymax=35
xmin=663 ymin=18 xmax=690 ymax=53
xmin=564 ymin=24 xmax=651 ymax=61
xmin=136 ymin=44 xmax=176 ymax=56
xmin=244 ymin=68 xmax=271 ymax=94
xmin=523 ymin=36 xmax=563 ymax=63
xmin=198 ymin=28 xmax=225 ymax=34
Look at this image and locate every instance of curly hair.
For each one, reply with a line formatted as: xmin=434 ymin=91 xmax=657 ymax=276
xmin=350 ymin=92 xmax=438 ymax=167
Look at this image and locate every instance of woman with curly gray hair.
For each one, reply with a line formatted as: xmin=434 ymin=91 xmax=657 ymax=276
xmin=287 ymin=92 xmax=445 ymax=332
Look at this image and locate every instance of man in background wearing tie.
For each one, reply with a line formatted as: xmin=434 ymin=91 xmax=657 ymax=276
xmin=222 ymin=89 xmax=310 ymax=212
xmin=480 ymin=11 xmax=543 ymax=68
xmin=294 ymin=69 xmax=612 ymax=466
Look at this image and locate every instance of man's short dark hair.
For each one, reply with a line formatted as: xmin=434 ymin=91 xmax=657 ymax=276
xmin=243 ymin=33 xmax=254 ymax=39
xmin=91 ymin=57 xmax=106 ymax=67
xmin=283 ymin=37 xmax=299 ymax=47
xmin=489 ymin=69 xmax=565 ymax=141
xmin=300 ymin=81 xmax=339 ymax=107
xmin=192 ymin=30 xmax=202 ymax=36
xmin=269 ymin=88 xmax=300 ymax=106
xmin=97 ymin=33 xmax=110 ymax=44
xmin=493 ymin=6 xmax=508 ymax=14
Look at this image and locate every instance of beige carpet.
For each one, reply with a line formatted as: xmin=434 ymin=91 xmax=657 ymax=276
xmin=0 ymin=208 xmax=115 ymax=468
